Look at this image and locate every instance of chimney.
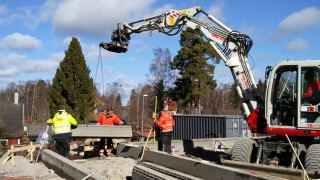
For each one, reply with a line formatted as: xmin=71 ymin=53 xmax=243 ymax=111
xmin=14 ymin=91 xmax=19 ymax=105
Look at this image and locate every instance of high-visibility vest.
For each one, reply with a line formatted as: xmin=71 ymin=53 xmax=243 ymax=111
xmin=157 ymin=112 xmax=175 ymax=132
xmin=53 ymin=110 xmax=77 ymax=135
xmin=97 ymin=112 xmax=107 ymax=125
xmin=106 ymin=114 xmax=123 ymax=125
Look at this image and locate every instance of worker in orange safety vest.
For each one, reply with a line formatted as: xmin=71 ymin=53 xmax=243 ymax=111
xmin=105 ymin=108 xmax=124 ymax=125
xmin=98 ymin=108 xmax=124 ymax=157
xmin=97 ymin=109 xmax=107 ymax=125
xmin=156 ymin=110 xmax=175 ymax=153
xmin=303 ymin=70 xmax=320 ymax=98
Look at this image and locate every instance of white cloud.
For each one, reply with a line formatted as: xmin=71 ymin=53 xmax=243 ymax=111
xmin=50 ymin=52 xmax=65 ymax=62
xmin=0 ymin=5 xmax=8 ymax=15
xmin=3 ymin=0 xmax=57 ymax=30
xmin=0 ymin=52 xmax=60 ymax=80
xmin=272 ymin=7 xmax=320 ymax=41
xmin=136 ymin=44 xmax=150 ymax=54
xmin=112 ymin=75 xmax=139 ymax=87
xmin=214 ymin=63 xmax=265 ymax=86
xmin=0 ymin=76 xmax=18 ymax=85
xmin=0 ymin=68 xmax=18 ymax=76
xmin=152 ymin=4 xmax=173 ymax=16
xmin=258 ymin=54 xmax=276 ymax=62
xmin=285 ymin=38 xmax=309 ymax=52
xmin=252 ymin=69 xmax=265 ymax=82
xmin=83 ymin=43 xmax=115 ymax=60
xmin=52 ymin=0 xmax=158 ymax=37
xmin=0 ymin=33 xmax=42 ymax=51
xmin=109 ymin=75 xmax=149 ymax=105
xmin=199 ymin=1 xmax=225 ymax=23
xmin=22 ymin=59 xmax=59 ymax=73
xmin=24 ymin=0 xmax=57 ymax=30
xmin=62 ymin=37 xmax=73 ymax=46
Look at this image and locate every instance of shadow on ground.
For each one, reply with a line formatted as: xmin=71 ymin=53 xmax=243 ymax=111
xmin=182 ymin=147 xmax=231 ymax=165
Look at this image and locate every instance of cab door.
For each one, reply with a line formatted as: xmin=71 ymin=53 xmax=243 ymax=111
xmin=298 ymin=66 xmax=320 ymax=129
xmin=269 ymin=65 xmax=297 ymax=127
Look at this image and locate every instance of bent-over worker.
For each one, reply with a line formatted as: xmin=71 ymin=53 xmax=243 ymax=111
xmin=52 ymin=105 xmax=77 ymax=158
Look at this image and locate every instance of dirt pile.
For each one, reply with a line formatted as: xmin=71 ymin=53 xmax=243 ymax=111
xmin=0 ymin=155 xmax=64 ymax=179
xmin=79 ymin=157 xmax=135 ymax=179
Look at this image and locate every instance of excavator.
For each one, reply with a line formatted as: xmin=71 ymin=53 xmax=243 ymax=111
xmin=100 ymin=6 xmax=320 ymax=173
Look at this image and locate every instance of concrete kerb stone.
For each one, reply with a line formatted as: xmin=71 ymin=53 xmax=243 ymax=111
xmin=117 ymin=142 xmax=271 ymax=180
xmin=41 ymin=149 xmax=106 ymax=180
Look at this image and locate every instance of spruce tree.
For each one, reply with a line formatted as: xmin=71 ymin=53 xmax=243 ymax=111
xmin=256 ymin=79 xmax=266 ymax=101
xmin=171 ymin=28 xmax=218 ymax=112
xmin=48 ymin=37 xmax=95 ymax=123
xmin=231 ymin=82 xmax=242 ymax=109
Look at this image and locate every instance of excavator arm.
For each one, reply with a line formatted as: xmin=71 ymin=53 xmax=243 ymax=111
xmin=100 ymin=6 xmax=263 ymax=121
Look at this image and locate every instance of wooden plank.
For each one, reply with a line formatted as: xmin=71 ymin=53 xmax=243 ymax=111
xmin=7 ymin=144 xmax=40 ymax=153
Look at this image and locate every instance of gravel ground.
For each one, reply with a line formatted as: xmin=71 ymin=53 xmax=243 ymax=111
xmin=79 ymin=157 xmax=135 ymax=179
xmin=0 ymin=155 xmax=64 ymax=180
xmin=0 ymin=153 xmax=136 ymax=179
xmin=0 ymin=142 xmax=229 ymax=179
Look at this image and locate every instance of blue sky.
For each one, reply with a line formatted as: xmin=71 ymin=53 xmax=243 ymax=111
xmin=0 ymin=0 xmax=319 ymax=103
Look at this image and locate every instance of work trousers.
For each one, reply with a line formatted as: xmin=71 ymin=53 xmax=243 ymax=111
xmin=161 ymin=131 xmax=173 ymax=153
xmin=99 ymin=138 xmax=113 ymax=152
xmin=55 ymin=138 xmax=70 ymax=158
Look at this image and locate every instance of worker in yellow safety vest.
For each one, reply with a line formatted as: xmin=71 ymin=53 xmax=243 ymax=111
xmin=52 ymin=105 xmax=77 ymax=158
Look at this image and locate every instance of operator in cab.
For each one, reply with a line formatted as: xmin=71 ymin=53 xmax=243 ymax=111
xmin=303 ymin=69 xmax=320 ymax=98
xmin=303 ymin=69 xmax=320 ymax=104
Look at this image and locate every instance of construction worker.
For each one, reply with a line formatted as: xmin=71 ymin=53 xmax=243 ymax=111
xmin=52 ymin=105 xmax=77 ymax=158
xmin=106 ymin=108 xmax=124 ymax=125
xmin=303 ymin=69 xmax=320 ymax=99
xmin=97 ymin=109 xmax=107 ymax=125
xmin=163 ymin=100 xmax=169 ymax=111
xmin=98 ymin=108 xmax=124 ymax=157
xmin=156 ymin=109 xmax=175 ymax=153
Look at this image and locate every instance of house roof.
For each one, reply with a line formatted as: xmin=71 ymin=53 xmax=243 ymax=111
xmin=24 ymin=120 xmax=35 ymax=125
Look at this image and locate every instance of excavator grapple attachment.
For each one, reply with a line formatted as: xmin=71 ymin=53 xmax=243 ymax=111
xmin=99 ymin=42 xmax=128 ymax=53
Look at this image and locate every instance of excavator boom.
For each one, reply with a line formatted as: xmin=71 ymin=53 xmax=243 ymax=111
xmin=101 ymin=6 xmax=262 ymax=120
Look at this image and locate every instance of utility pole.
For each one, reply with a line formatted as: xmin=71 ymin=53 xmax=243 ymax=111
xmin=141 ymin=94 xmax=148 ymax=141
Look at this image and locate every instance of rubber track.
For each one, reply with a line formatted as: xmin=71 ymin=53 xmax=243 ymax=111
xmin=231 ymin=139 xmax=255 ymax=163
xmin=305 ymin=144 xmax=320 ymax=173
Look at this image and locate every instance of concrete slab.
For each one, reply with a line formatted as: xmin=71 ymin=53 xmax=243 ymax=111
xmin=41 ymin=149 xmax=107 ymax=180
xmin=72 ymin=125 xmax=132 ymax=138
xmin=135 ymin=162 xmax=202 ymax=179
xmin=131 ymin=137 xmax=255 ymax=152
xmin=117 ymin=143 xmax=272 ymax=180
